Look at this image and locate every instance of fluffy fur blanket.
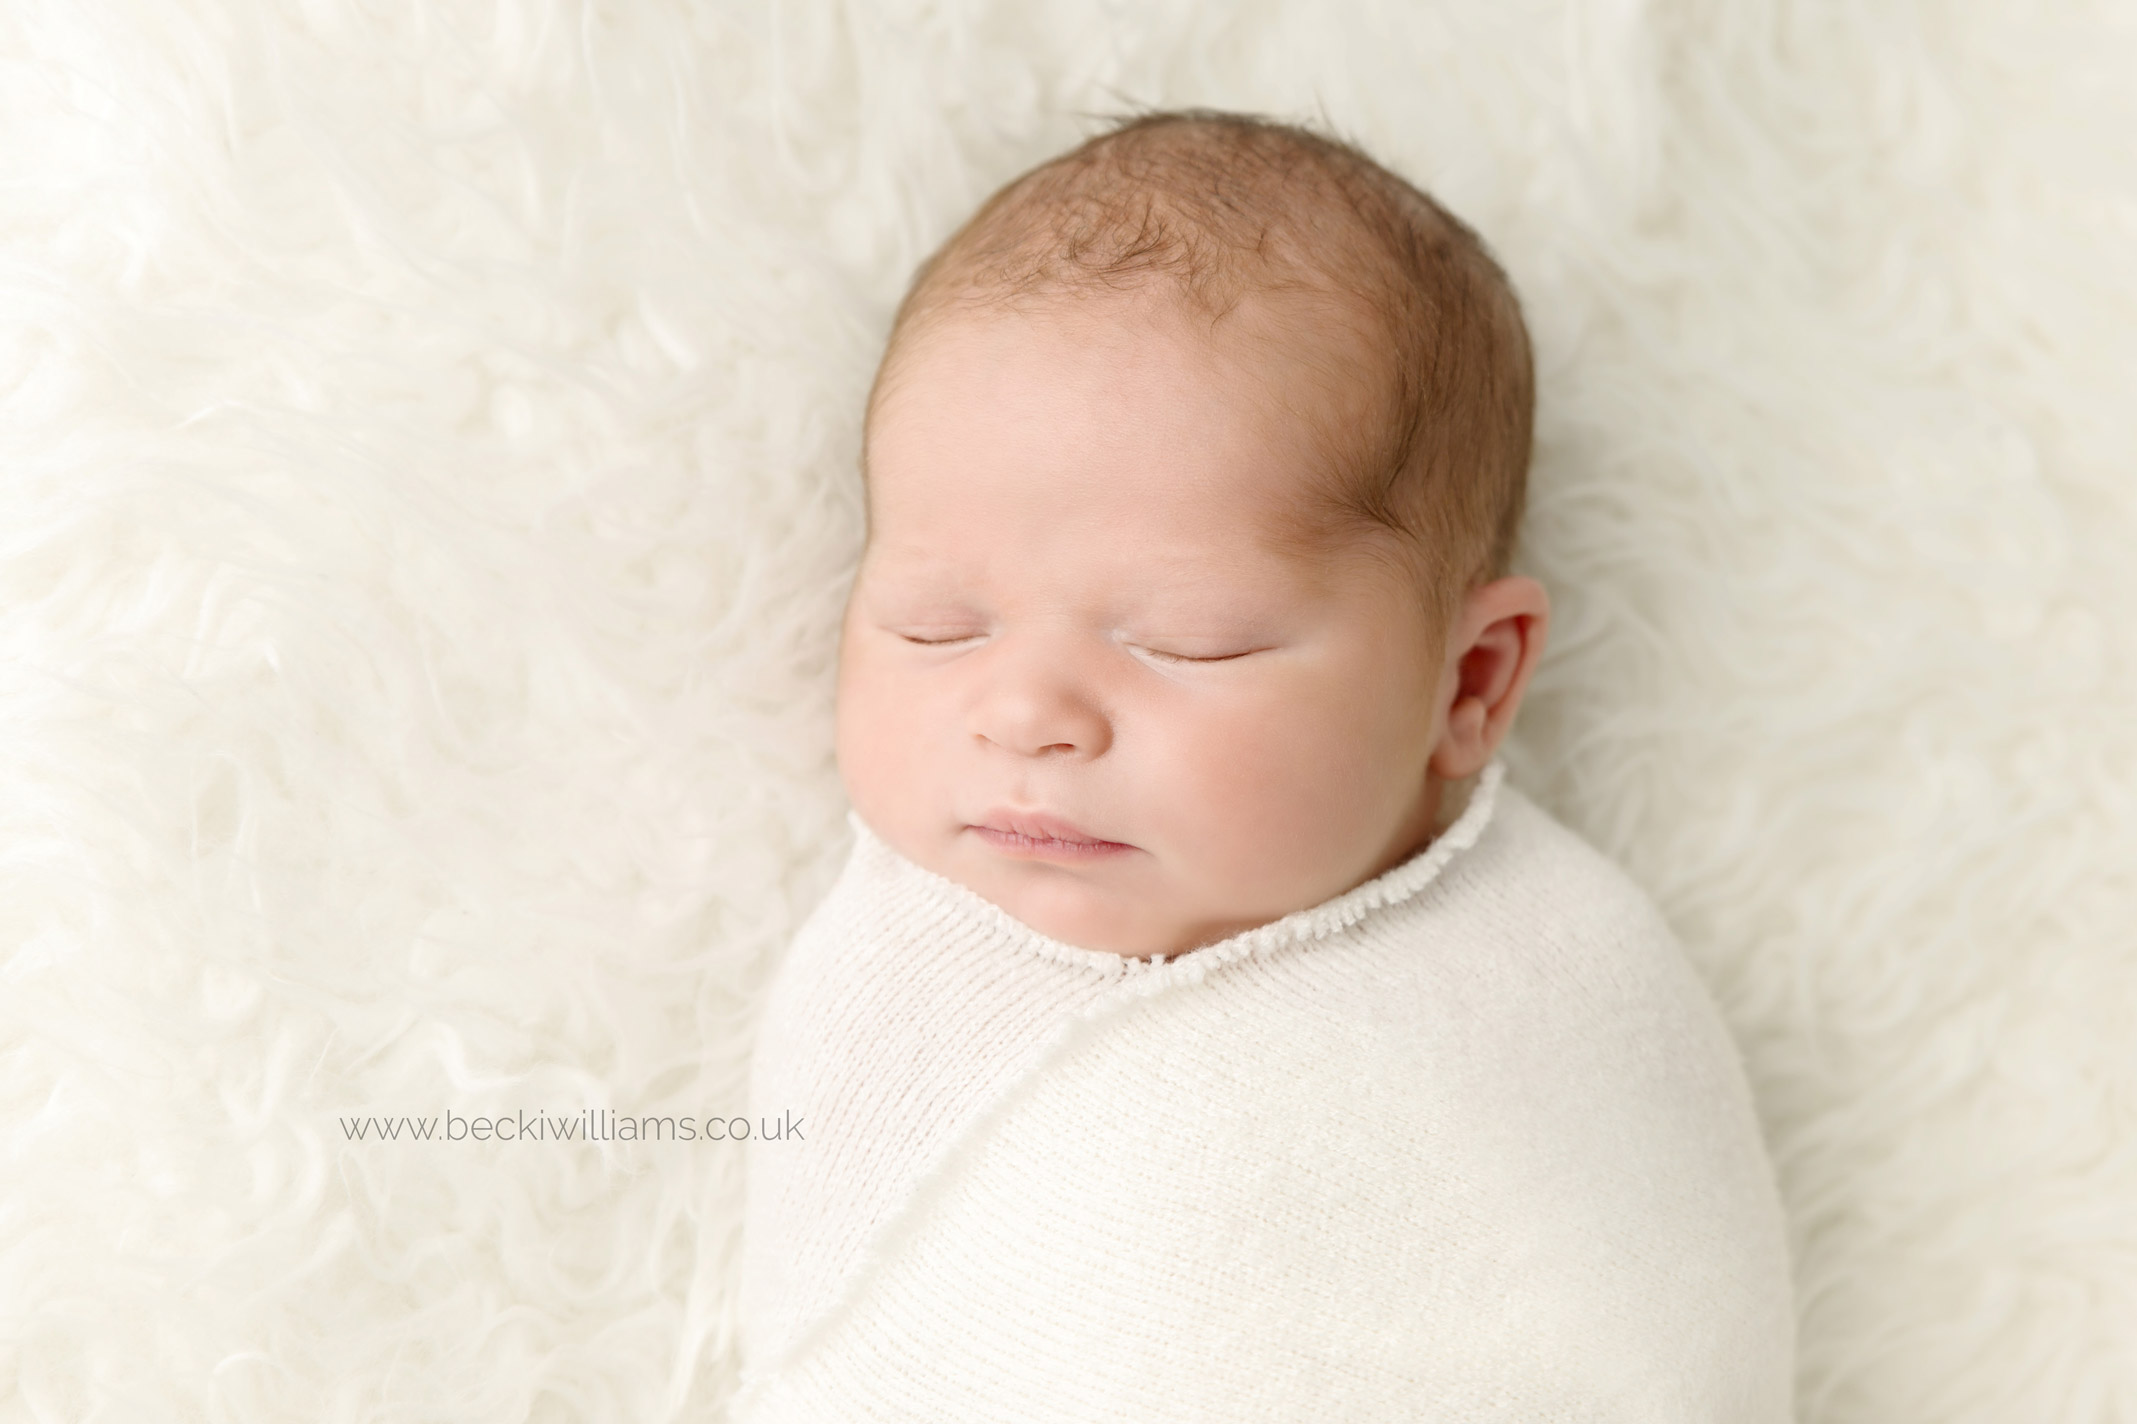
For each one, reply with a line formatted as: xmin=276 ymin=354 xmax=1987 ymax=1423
xmin=3 ymin=3 xmax=2132 ymax=1421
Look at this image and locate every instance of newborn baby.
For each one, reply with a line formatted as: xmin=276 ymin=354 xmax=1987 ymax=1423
xmin=735 ymin=112 xmax=1795 ymax=1421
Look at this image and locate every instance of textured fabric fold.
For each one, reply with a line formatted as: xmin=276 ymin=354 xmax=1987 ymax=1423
xmin=735 ymin=762 xmax=1793 ymax=1421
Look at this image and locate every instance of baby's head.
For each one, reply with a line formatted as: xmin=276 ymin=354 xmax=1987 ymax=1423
xmin=837 ymin=111 xmax=1548 ymax=959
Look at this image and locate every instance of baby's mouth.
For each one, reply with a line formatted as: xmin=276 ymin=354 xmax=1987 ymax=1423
xmin=967 ymin=810 xmax=1135 ymax=860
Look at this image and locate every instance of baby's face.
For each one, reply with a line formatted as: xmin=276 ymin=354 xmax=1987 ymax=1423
xmin=837 ymin=292 xmax=1450 ymax=958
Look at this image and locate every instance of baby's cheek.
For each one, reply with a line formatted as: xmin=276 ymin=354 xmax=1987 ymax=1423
xmin=834 ymin=649 xmax=930 ymax=831
xmin=1151 ymin=692 xmax=1384 ymax=896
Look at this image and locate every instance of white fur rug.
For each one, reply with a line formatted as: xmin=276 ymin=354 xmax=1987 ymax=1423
xmin=4 ymin=3 xmax=2133 ymax=1420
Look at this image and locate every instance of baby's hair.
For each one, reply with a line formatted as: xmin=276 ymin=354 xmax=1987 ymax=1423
xmin=864 ymin=108 xmax=1534 ymax=631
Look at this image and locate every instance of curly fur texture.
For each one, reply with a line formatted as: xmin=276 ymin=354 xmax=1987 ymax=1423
xmin=2 ymin=3 xmax=2133 ymax=1420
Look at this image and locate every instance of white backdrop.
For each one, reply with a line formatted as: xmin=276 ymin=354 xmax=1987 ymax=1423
xmin=3 ymin=2 xmax=2133 ymax=1419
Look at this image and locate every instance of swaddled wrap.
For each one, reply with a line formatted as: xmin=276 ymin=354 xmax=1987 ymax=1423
xmin=734 ymin=762 xmax=1795 ymax=1422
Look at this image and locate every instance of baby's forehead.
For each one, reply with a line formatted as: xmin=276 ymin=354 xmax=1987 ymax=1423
xmin=887 ymin=287 xmax=1371 ymax=465
xmin=887 ymin=281 xmax=1391 ymax=451
xmin=870 ymin=290 xmax=1394 ymax=574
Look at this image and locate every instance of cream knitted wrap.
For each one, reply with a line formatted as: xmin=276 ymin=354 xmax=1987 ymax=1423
xmin=734 ymin=762 xmax=1795 ymax=1422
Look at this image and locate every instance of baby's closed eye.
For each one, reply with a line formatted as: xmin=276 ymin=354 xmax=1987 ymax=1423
xmin=886 ymin=626 xmax=1269 ymax=664
xmin=1130 ymin=643 xmax=1263 ymax=664
xmin=895 ymin=631 xmax=985 ymax=647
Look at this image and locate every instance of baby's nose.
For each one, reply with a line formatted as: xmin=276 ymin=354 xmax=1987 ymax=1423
xmin=968 ymin=640 xmax=1113 ymax=759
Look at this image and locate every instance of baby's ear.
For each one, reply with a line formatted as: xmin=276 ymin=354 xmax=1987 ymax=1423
xmin=1427 ymin=577 xmax=1549 ymax=780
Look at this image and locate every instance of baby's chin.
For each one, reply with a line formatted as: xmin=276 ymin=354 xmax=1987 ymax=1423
xmin=944 ymin=848 xmax=1261 ymax=960
xmin=970 ymin=859 xmax=1162 ymax=949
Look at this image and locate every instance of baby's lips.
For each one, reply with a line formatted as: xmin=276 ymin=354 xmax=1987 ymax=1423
xmin=969 ymin=807 xmax=1130 ymax=848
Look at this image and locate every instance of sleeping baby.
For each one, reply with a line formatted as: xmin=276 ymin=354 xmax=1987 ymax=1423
xmin=733 ymin=111 xmax=1796 ymax=1421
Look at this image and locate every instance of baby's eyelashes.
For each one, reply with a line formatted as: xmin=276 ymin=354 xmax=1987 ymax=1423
xmin=896 ymin=632 xmax=984 ymax=647
xmin=884 ymin=627 xmax=1266 ymax=664
xmin=1131 ymin=645 xmax=1259 ymax=665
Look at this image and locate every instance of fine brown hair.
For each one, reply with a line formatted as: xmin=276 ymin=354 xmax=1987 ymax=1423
xmin=864 ymin=109 xmax=1534 ymax=630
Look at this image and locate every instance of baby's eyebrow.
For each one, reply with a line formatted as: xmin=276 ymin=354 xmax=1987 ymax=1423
xmin=860 ymin=566 xmax=980 ymax=600
xmin=859 ymin=539 xmax=1319 ymax=614
xmin=856 ymin=544 xmax=975 ymax=585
